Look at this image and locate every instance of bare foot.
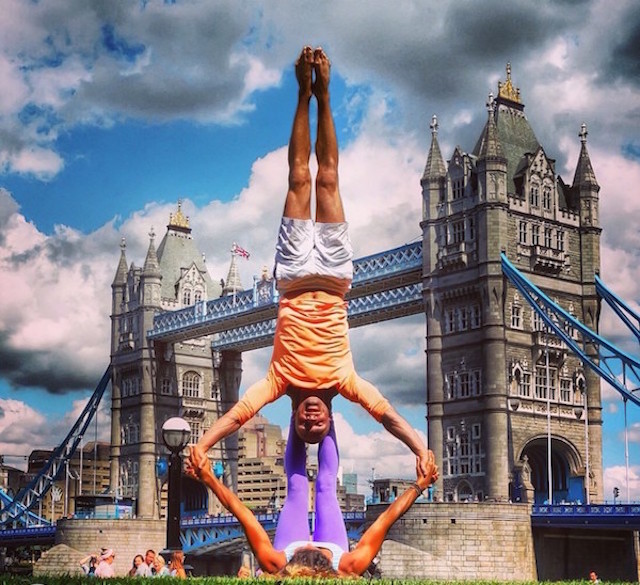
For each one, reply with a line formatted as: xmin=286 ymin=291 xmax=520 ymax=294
xmin=312 ymin=47 xmax=331 ymax=98
xmin=295 ymin=46 xmax=314 ymax=97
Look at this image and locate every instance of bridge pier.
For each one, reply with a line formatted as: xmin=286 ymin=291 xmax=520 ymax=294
xmin=533 ymin=527 xmax=638 ymax=581
xmin=219 ymin=350 xmax=242 ymax=492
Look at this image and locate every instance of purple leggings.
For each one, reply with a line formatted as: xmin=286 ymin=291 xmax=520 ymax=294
xmin=273 ymin=419 xmax=348 ymax=551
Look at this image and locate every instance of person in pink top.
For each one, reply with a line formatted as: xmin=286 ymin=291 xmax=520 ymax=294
xmin=94 ymin=548 xmax=115 ymax=578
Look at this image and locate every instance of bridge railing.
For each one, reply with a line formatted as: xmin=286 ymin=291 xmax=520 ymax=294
xmin=150 ymin=241 xmax=423 ymax=341
xmin=533 ymin=504 xmax=640 ymax=515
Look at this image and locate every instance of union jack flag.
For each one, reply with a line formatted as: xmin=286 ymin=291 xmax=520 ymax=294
xmin=232 ymin=242 xmax=250 ymax=259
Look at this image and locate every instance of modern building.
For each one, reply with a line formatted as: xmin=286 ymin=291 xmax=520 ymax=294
xmin=236 ymin=414 xmax=286 ymax=513
xmin=22 ymin=442 xmax=111 ymax=521
xmin=421 ymin=65 xmax=602 ymax=504
xmin=0 ymin=461 xmax=25 ymax=499
xmin=342 ymin=472 xmax=358 ymax=495
xmin=371 ymin=478 xmax=416 ymax=504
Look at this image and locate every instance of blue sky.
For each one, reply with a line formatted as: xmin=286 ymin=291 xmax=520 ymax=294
xmin=1 ymin=0 xmax=640 ymax=497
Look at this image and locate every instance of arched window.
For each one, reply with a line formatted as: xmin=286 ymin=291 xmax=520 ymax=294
xmin=457 ymin=481 xmax=474 ymax=502
xmin=183 ymin=289 xmax=192 ymax=306
xmin=194 ymin=289 xmax=203 ymax=303
xmin=542 ymin=185 xmax=552 ymax=210
xmin=530 ymin=182 xmax=540 ymax=207
xmin=182 ymin=371 xmax=201 ymax=398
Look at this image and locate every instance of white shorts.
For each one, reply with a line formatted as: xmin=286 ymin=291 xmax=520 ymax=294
xmin=274 ymin=217 xmax=353 ymax=294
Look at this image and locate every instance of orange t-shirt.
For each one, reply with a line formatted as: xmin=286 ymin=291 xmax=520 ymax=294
xmin=229 ymin=290 xmax=391 ymax=424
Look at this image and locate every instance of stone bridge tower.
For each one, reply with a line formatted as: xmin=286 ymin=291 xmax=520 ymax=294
xmin=421 ymin=65 xmax=603 ymax=504
xmin=109 ymin=203 xmax=238 ymax=518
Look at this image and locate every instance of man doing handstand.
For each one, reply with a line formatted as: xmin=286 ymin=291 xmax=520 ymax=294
xmin=193 ymin=46 xmax=430 ymax=477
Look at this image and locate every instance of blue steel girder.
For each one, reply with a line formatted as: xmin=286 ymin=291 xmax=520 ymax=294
xmin=596 ymin=274 xmax=640 ymax=344
xmin=0 ymin=366 xmax=112 ymax=528
xmin=0 ymin=489 xmax=49 ymax=528
xmin=501 ymin=253 xmax=640 ymax=407
xmin=148 ymin=242 xmax=423 ymax=345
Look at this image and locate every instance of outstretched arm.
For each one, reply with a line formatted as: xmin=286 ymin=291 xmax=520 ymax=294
xmin=339 ymin=452 xmax=438 ymax=576
xmin=186 ymin=445 xmax=287 ymax=574
xmin=344 ymin=376 xmax=430 ymax=478
xmin=380 ymin=406 xmax=430 ymax=478
xmin=195 ymin=377 xmax=279 ymax=462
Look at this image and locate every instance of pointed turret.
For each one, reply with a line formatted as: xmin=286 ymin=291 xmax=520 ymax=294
xmin=422 ymin=115 xmax=446 ymax=181
xmin=143 ymin=227 xmax=161 ymax=278
xmin=475 ymin=93 xmax=508 ymax=206
xmin=140 ymin=227 xmax=162 ymax=308
xmin=474 ymin=64 xmax=539 ymax=196
xmin=156 ymin=201 xmax=222 ymax=303
xmin=573 ymin=123 xmax=599 ymax=190
xmin=477 ymin=93 xmax=505 ymax=161
xmin=112 ymin=237 xmax=128 ymax=286
xmin=111 ymin=237 xmax=129 ymax=354
xmin=574 ymin=123 xmax=601 ymax=233
xmin=223 ymin=246 xmax=244 ymax=297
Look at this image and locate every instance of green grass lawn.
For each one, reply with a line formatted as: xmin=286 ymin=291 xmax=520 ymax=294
xmin=0 ymin=578 xmax=635 ymax=585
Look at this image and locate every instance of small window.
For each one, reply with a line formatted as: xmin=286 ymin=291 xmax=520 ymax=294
xmin=511 ymin=305 xmax=522 ymax=329
xmin=472 ymin=423 xmax=481 ymax=439
xmin=542 ymin=186 xmax=552 ymax=210
xmin=530 ymin=184 xmax=540 ymax=207
xmin=560 ymin=378 xmax=572 ymax=403
xmin=452 ymin=220 xmax=465 ymax=243
xmin=160 ymin=378 xmax=172 ymax=395
xmin=470 ymin=305 xmax=482 ymax=328
xmin=532 ymin=224 xmax=540 ymax=246
xmin=446 ymin=309 xmax=456 ymax=333
xmin=458 ymin=308 xmax=468 ymax=330
xmin=452 ymin=178 xmax=464 ymax=200
xmin=519 ymin=221 xmax=527 ymax=244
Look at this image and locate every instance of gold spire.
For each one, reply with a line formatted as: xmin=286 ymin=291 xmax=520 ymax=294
xmin=497 ymin=62 xmax=521 ymax=104
xmin=168 ymin=199 xmax=190 ymax=229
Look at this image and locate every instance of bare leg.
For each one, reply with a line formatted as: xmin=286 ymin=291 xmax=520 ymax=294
xmin=283 ymin=46 xmax=314 ymax=220
xmin=313 ymin=48 xmax=345 ymax=223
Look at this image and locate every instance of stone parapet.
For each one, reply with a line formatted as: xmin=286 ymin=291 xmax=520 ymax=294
xmin=375 ymin=501 xmax=535 ymax=580
xmin=34 ymin=518 xmax=166 ymax=577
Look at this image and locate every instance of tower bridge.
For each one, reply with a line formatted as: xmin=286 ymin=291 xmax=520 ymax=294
xmin=4 ymin=65 xmax=640 ymax=581
xmin=148 ymin=240 xmax=424 ymax=348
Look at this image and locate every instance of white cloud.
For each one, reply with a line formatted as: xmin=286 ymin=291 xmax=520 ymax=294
xmin=0 ymin=0 xmax=639 ymax=497
xmin=603 ymin=465 xmax=640 ymax=503
xmin=320 ymin=412 xmax=425 ymax=493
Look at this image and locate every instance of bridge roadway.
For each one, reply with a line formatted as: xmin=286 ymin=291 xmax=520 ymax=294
xmin=148 ymin=241 xmax=424 ymax=349
xmin=0 ymin=512 xmax=368 ymax=553
xmin=4 ymin=505 xmax=640 ymax=551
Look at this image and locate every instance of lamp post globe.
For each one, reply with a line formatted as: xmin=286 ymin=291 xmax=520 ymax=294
xmin=161 ymin=417 xmax=191 ymax=555
xmin=162 ymin=417 xmax=191 ymax=452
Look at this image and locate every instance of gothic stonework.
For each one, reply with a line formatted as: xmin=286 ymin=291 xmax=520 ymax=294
xmin=422 ymin=65 xmax=602 ymax=504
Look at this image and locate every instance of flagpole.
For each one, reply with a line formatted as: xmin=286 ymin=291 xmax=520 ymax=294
xmin=546 ymin=340 xmax=552 ymax=505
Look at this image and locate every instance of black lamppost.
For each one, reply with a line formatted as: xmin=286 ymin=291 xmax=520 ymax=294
xmin=161 ymin=417 xmax=191 ymax=553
